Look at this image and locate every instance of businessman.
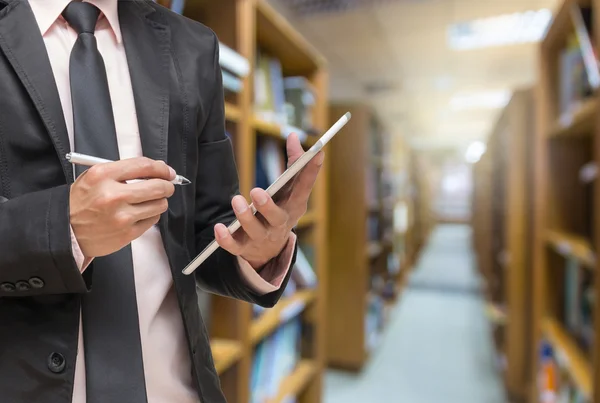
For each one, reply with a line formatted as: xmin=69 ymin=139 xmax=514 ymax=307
xmin=0 ymin=0 xmax=323 ymax=402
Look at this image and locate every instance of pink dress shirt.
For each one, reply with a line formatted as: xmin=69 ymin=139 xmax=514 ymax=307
xmin=28 ymin=1 xmax=295 ymax=402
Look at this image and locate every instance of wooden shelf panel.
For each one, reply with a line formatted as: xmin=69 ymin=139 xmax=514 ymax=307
xmin=550 ymin=97 xmax=598 ymax=138
xmin=253 ymin=116 xmax=282 ymax=138
xmin=541 ymin=317 xmax=592 ymax=398
xmin=250 ymin=289 xmax=317 ymax=345
xmin=542 ymin=0 xmax=574 ymax=51
xmin=210 ymin=339 xmax=243 ymax=375
xmin=545 ymin=229 xmax=596 ymax=269
xmin=224 ymin=102 xmax=241 ymax=122
xmin=252 ymin=116 xmax=319 ymax=148
xmin=268 ymin=360 xmax=317 ymax=403
xmin=255 ymin=0 xmax=324 ymax=76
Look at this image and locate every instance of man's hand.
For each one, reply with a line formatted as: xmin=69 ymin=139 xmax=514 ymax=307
xmin=69 ymin=157 xmax=176 ymax=257
xmin=214 ymin=133 xmax=324 ymax=269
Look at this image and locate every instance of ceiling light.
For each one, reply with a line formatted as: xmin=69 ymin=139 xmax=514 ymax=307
xmin=465 ymin=141 xmax=487 ymax=163
xmin=450 ymin=90 xmax=511 ymax=110
xmin=448 ymin=8 xmax=553 ymax=51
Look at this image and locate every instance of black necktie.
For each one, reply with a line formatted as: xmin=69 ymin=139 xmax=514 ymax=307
xmin=63 ymin=2 xmax=148 ymax=402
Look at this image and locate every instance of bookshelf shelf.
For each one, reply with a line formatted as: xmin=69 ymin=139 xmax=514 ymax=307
xmin=225 ymin=102 xmax=241 ymax=122
xmin=250 ymin=289 xmax=317 ymax=346
xmin=545 ymin=229 xmax=596 ymax=269
xmin=252 ymin=116 xmax=282 ymax=138
xmin=551 ymin=96 xmax=598 ymax=138
xmin=268 ymin=360 xmax=317 ymax=403
xmin=181 ymin=0 xmax=329 ymax=401
xmin=255 ymin=0 xmax=324 ymax=75
xmin=211 ymin=339 xmax=244 ymax=375
xmin=541 ymin=317 xmax=593 ymax=399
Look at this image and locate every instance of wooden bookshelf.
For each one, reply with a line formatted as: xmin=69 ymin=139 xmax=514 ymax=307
xmin=250 ymin=289 xmax=317 ymax=345
xmin=531 ymin=0 xmax=600 ymax=401
xmin=268 ymin=360 xmax=317 ymax=403
xmin=472 ymin=88 xmax=537 ymax=403
xmin=183 ymin=1 xmax=329 ymax=402
xmin=324 ymin=103 xmax=412 ymax=371
xmin=541 ymin=317 xmax=593 ymax=398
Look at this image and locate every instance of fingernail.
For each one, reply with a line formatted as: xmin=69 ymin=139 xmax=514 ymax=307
xmin=254 ymin=190 xmax=268 ymax=206
xmin=232 ymin=197 xmax=248 ymax=213
xmin=168 ymin=166 xmax=176 ymax=179
xmin=215 ymin=225 xmax=228 ymax=239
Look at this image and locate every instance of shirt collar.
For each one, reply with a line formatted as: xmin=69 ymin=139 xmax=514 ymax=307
xmin=29 ymin=0 xmax=122 ymax=44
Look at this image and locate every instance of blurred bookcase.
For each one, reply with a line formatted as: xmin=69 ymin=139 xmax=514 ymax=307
xmin=324 ymin=103 xmax=414 ymax=371
xmin=531 ymin=0 xmax=600 ymax=401
xmin=174 ymin=0 xmax=329 ymax=402
xmin=472 ymin=88 xmax=537 ymax=402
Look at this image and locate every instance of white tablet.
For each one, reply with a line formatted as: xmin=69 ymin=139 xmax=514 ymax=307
xmin=182 ymin=112 xmax=351 ymax=275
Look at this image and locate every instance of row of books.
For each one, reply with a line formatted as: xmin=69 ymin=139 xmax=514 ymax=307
xmin=537 ymin=341 xmax=590 ymax=403
xmin=250 ymin=318 xmax=303 ymax=403
xmin=557 ymin=5 xmax=599 ymax=122
xmin=154 ymin=0 xmax=251 ymax=96
xmin=580 ymin=162 xmax=595 ymax=243
xmin=365 ymin=292 xmax=385 ymax=352
xmin=254 ymin=52 xmax=317 ymax=141
xmin=563 ymin=258 xmax=594 ymax=352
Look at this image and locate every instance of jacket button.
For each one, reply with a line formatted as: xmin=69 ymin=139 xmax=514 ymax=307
xmin=47 ymin=352 xmax=66 ymax=374
xmin=15 ymin=280 xmax=30 ymax=292
xmin=29 ymin=277 xmax=45 ymax=289
xmin=0 ymin=282 xmax=15 ymax=292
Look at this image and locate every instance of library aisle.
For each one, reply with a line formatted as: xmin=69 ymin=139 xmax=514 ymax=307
xmin=324 ymin=224 xmax=506 ymax=403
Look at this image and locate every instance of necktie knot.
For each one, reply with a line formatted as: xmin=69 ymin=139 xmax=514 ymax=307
xmin=62 ymin=1 xmax=100 ymax=35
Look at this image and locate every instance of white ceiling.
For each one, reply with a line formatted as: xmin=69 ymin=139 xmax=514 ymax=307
xmin=267 ymin=0 xmax=560 ymax=151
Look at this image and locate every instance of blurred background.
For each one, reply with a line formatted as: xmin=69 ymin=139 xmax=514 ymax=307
xmin=159 ymin=0 xmax=597 ymax=402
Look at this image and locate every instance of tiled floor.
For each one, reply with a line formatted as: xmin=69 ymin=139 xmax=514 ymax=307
xmin=323 ymin=224 xmax=507 ymax=403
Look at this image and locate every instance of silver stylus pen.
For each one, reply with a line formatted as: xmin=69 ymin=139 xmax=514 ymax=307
xmin=65 ymin=152 xmax=191 ymax=186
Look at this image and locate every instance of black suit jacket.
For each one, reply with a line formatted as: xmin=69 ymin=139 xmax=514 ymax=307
xmin=0 ymin=1 xmax=295 ymax=402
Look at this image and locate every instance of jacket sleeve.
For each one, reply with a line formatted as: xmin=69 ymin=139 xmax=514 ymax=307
xmin=0 ymin=185 xmax=89 ymax=297
xmin=193 ymin=32 xmax=296 ymax=308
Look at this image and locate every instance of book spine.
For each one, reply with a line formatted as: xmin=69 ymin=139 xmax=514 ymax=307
xmin=219 ymin=42 xmax=250 ymax=78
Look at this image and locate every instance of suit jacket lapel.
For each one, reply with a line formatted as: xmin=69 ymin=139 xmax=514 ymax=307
xmin=0 ymin=0 xmax=73 ymax=182
xmin=119 ymin=1 xmax=170 ymax=165
xmin=119 ymin=1 xmax=175 ymax=246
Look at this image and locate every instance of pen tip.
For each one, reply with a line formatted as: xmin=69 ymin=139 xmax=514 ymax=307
xmin=181 ymin=177 xmax=192 ymax=185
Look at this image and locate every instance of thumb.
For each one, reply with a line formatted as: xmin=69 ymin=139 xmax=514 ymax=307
xmin=286 ymin=132 xmax=305 ymax=167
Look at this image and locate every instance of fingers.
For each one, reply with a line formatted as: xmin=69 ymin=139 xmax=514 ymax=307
xmin=131 ymin=215 xmax=162 ymax=239
xmin=123 ymin=178 xmax=175 ymax=204
xmin=214 ymin=223 xmax=244 ymax=255
xmin=86 ymin=157 xmax=176 ymax=183
xmin=250 ymin=188 xmax=289 ymax=233
xmin=286 ymin=133 xmax=305 ymax=167
xmin=231 ymin=195 xmax=268 ymax=241
xmin=290 ymin=150 xmax=324 ymax=202
xmin=129 ymin=198 xmax=169 ymax=222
